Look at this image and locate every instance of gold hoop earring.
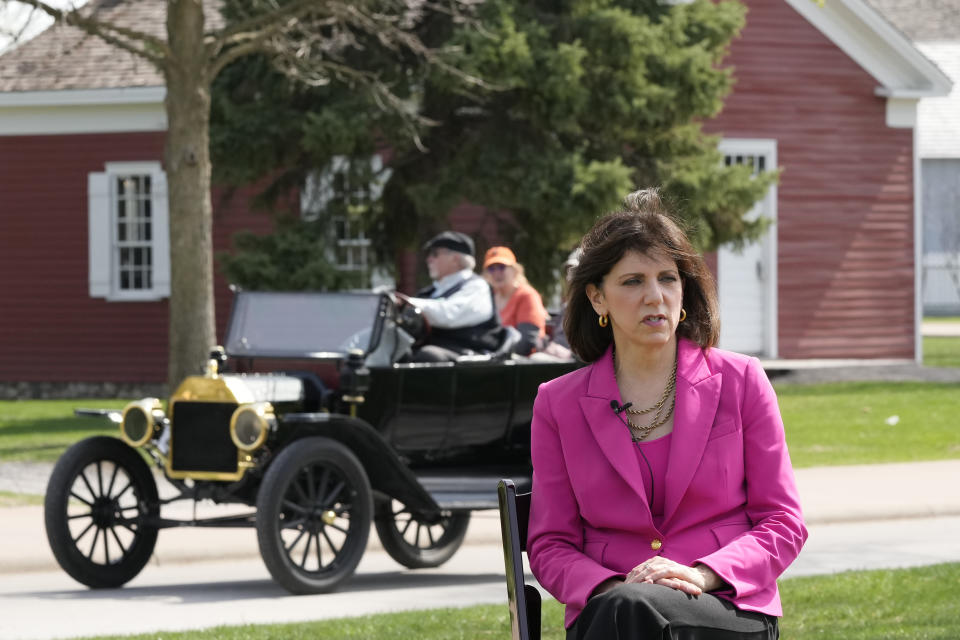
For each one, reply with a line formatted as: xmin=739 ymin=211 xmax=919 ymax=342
xmin=679 ymin=308 xmax=687 ymax=323
xmin=598 ymin=314 xmax=609 ymax=328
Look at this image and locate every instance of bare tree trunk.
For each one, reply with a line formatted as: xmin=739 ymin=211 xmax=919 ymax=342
xmin=164 ymin=0 xmax=215 ymax=389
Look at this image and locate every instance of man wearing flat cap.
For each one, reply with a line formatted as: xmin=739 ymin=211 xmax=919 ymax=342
xmin=402 ymin=231 xmax=502 ymax=362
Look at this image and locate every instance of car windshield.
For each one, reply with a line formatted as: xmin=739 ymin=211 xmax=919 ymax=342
xmin=224 ymin=291 xmax=384 ymax=359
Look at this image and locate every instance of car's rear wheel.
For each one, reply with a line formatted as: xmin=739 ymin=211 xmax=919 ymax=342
xmin=44 ymin=436 xmax=159 ymax=588
xmin=374 ymin=499 xmax=470 ymax=569
xmin=256 ymin=437 xmax=372 ymax=594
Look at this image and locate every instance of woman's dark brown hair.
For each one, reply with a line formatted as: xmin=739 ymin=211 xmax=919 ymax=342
xmin=563 ymin=188 xmax=720 ymax=362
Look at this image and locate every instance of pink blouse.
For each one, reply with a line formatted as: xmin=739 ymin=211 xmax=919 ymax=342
xmin=634 ymin=432 xmax=672 ymax=529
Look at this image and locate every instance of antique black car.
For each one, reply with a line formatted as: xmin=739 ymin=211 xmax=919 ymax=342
xmin=44 ymin=291 xmax=577 ymax=594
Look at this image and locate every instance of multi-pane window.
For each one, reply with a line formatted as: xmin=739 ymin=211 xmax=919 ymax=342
xmin=302 ymin=155 xmax=391 ymax=283
xmin=114 ymin=174 xmax=154 ymax=292
xmin=724 ymin=153 xmax=766 ymax=174
xmin=332 ymin=215 xmax=370 ymax=274
xmin=88 ymin=162 xmax=169 ymax=301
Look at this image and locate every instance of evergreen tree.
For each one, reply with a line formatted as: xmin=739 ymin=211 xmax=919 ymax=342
xmin=213 ymin=0 xmax=775 ymax=294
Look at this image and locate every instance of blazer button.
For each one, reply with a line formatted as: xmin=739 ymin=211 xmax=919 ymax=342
xmin=650 ymin=538 xmax=662 ymax=550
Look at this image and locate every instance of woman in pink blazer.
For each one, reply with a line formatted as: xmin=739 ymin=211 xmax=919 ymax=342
xmin=528 ymin=189 xmax=807 ymax=639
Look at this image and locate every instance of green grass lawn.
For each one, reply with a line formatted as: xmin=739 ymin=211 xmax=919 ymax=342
xmin=2 ymin=379 xmax=960 ymax=468
xmin=923 ymin=316 xmax=960 ymax=324
xmin=924 ymin=336 xmax=960 ymax=368
xmin=0 ymin=399 xmax=130 ymax=463
xmin=776 ymin=381 xmax=960 ymax=467
xmin=779 ymin=563 xmax=960 ymax=639
xmin=69 ymin=563 xmax=960 ymax=639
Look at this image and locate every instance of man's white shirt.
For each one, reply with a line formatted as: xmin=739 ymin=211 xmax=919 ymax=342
xmin=407 ymin=269 xmax=493 ymax=329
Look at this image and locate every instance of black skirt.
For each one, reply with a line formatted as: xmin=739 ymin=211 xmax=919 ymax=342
xmin=566 ymin=583 xmax=779 ymax=640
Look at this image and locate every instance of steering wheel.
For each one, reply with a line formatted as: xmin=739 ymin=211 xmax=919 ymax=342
xmin=391 ymin=293 xmax=430 ymax=345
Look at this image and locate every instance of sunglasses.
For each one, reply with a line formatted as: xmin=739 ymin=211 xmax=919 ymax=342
xmin=486 ymin=263 xmax=508 ymax=273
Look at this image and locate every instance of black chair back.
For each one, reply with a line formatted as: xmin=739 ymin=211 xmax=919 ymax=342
xmin=498 ymin=479 xmax=541 ymax=640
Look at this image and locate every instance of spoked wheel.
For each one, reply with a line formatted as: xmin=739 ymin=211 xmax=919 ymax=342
xmin=375 ymin=499 xmax=470 ymax=569
xmin=256 ymin=437 xmax=372 ymax=594
xmin=44 ymin=436 xmax=159 ymax=588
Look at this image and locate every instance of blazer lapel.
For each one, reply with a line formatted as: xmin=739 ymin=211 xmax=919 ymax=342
xmin=662 ymin=340 xmax=722 ymax=526
xmin=579 ymin=347 xmax=649 ymax=504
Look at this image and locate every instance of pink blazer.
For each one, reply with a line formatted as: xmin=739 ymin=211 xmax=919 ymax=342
xmin=528 ymin=338 xmax=807 ymax=628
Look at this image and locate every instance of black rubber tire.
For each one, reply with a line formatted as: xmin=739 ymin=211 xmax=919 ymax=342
xmin=374 ymin=499 xmax=470 ymax=569
xmin=256 ymin=437 xmax=372 ymax=594
xmin=44 ymin=436 xmax=159 ymax=589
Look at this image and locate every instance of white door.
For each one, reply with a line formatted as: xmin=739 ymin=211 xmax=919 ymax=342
xmin=717 ymin=140 xmax=778 ymax=357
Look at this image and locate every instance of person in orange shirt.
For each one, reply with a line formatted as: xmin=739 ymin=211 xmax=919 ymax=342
xmin=482 ymin=246 xmax=549 ymax=355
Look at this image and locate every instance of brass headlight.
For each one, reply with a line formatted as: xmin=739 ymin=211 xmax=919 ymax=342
xmin=120 ymin=398 xmax=163 ymax=448
xmin=230 ymin=402 xmax=275 ymax=452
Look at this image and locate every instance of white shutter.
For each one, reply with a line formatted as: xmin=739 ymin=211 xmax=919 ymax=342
xmin=88 ymin=172 xmax=111 ymax=298
xmin=152 ymin=171 xmax=170 ymax=297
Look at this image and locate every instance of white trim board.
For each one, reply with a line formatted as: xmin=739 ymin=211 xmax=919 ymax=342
xmin=0 ymin=86 xmax=165 ymax=107
xmin=783 ymin=0 xmax=952 ymax=98
xmin=0 ymin=102 xmax=166 ymax=135
xmin=886 ymin=97 xmax=918 ymax=129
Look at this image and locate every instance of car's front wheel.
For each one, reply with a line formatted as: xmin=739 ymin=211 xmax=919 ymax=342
xmin=256 ymin=437 xmax=372 ymax=594
xmin=44 ymin=436 xmax=160 ymax=588
xmin=374 ymin=499 xmax=470 ymax=569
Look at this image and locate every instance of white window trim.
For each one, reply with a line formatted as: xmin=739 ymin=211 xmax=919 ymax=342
xmin=88 ymin=161 xmax=170 ymax=301
xmin=717 ymin=138 xmax=779 ymax=358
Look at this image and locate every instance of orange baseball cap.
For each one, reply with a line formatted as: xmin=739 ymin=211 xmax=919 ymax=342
xmin=483 ymin=246 xmax=518 ymax=269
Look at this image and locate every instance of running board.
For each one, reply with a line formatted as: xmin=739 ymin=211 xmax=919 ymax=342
xmin=416 ymin=472 xmax=532 ymax=510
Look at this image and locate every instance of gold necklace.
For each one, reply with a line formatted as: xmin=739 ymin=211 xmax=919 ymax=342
xmin=614 ymin=353 xmax=677 ymax=442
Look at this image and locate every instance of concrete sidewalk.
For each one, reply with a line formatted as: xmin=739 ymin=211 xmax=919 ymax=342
xmin=923 ymin=320 xmax=960 ymax=337
xmin=2 ymin=459 xmax=960 ymax=574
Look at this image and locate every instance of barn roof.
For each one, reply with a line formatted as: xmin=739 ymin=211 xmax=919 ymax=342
xmin=0 ymin=0 xmax=166 ymax=93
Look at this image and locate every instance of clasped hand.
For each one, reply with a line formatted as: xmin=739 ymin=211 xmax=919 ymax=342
xmin=624 ymin=558 xmax=722 ymax=597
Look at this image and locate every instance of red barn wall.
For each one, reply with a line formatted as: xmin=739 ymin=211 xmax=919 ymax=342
xmin=706 ymin=0 xmax=915 ymax=359
xmin=0 ymin=131 xmax=274 ymax=384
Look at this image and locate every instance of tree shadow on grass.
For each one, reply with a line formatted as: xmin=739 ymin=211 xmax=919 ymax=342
xmin=0 ymin=442 xmax=65 ymax=456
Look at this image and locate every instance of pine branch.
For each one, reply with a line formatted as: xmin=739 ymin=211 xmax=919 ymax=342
xmin=274 ymin=54 xmax=436 ymax=151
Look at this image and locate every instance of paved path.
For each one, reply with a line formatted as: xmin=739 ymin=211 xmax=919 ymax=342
xmin=3 ymin=458 xmax=960 ymax=573
xmin=923 ymin=320 xmax=960 ymax=337
xmin=0 ymin=460 xmax=960 ymax=573
xmin=1 ymin=514 xmax=960 ymax=640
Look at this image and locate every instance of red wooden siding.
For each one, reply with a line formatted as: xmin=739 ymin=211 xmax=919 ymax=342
xmin=0 ymin=132 xmax=274 ymax=384
xmin=705 ymin=0 xmax=915 ymax=358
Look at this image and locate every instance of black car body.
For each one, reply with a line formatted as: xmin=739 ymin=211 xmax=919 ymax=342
xmin=44 ymin=290 xmax=578 ymax=593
